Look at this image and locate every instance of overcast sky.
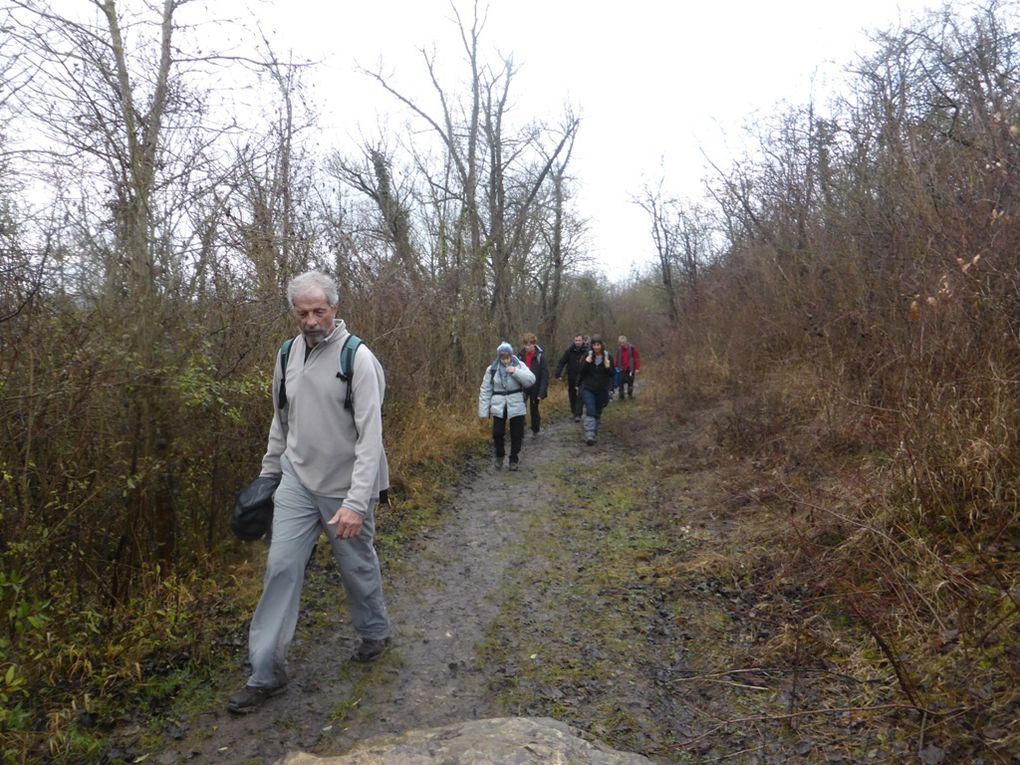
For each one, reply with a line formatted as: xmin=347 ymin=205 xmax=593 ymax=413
xmin=223 ymin=0 xmax=940 ymax=280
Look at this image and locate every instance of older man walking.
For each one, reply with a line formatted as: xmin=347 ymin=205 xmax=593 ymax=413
xmin=228 ymin=270 xmax=392 ymax=714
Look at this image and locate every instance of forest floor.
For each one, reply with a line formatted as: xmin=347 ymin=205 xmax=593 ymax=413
xmin=123 ymin=391 xmax=915 ymax=765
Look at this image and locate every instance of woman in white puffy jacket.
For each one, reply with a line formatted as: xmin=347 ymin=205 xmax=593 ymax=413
xmin=479 ymin=342 xmax=536 ymax=471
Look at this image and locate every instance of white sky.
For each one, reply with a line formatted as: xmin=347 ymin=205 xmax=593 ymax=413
xmin=222 ymin=0 xmax=940 ymax=279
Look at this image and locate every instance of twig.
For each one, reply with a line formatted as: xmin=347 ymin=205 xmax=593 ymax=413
xmin=673 ymin=666 xmax=885 ymax=686
xmin=701 ymin=742 xmax=768 ymax=763
xmin=788 ymin=620 xmax=802 ymax=729
xmin=702 ymin=678 xmax=771 ymax=691
xmin=846 ymin=598 xmax=923 ymax=710
xmin=675 ymin=703 xmax=924 ymax=749
xmin=918 ymin=709 xmax=928 ymax=755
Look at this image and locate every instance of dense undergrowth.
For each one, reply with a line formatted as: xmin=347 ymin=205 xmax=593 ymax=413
xmin=641 ymin=275 xmax=1020 ymax=753
xmin=0 ymin=378 xmax=484 ymax=764
xmin=625 ymin=3 xmax=1020 ymax=759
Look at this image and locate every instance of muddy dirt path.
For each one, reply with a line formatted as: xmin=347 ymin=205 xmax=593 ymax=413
xmin=139 ymin=393 xmax=928 ymax=765
xmin=158 ymin=410 xmax=635 ymax=764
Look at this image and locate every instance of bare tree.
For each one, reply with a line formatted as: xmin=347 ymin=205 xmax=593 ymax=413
xmin=3 ymin=0 xmax=252 ymax=593
xmin=359 ymin=1 xmax=580 ymax=340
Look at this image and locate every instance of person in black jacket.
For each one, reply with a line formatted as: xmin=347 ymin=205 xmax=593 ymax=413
xmin=518 ymin=332 xmax=550 ymax=437
xmin=554 ymin=333 xmax=589 ymax=421
xmin=577 ymin=335 xmax=614 ymax=446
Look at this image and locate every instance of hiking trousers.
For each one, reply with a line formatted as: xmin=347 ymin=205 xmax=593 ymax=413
xmin=580 ymin=387 xmax=608 ymax=440
xmin=619 ymin=371 xmax=635 ymax=398
xmin=527 ymin=390 xmax=542 ymax=434
xmin=567 ymin=377 xmax=581 ymax=416
xmin=247 ymin=454 xmax=391 ymax=689
xmin=493 ymin=412 xmax=525 ymax=461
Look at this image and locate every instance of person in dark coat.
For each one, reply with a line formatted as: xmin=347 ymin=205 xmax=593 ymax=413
xmin=554 ymin=332 xmax=589 ymax=421
xmin=518 ymin=332 xmax=550 ymax=437
xmin=577 ymin=335 xmax=615 ymax=445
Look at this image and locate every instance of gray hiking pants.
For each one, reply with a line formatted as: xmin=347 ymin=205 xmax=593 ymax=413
xmin=247 ymin=454 xmax=391 ymax=689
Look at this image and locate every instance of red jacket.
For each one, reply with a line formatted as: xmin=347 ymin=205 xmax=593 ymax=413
xmin=616 ymin=343 xmax=640 ymax=373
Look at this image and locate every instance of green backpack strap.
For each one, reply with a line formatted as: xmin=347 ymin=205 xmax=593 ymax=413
xmin=277 ymin=337 xmax=295 ymax=410
xmin=277 ymin=334 xmax=363 ymax=416
xmin=337 ymin=334 xmax=362 ymax=412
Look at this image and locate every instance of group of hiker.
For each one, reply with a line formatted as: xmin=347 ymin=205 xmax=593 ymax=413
xmin=478 ymin=331 xmax=641 ymax=468
xmin=228 ymin=268 xmax=642 ymax=714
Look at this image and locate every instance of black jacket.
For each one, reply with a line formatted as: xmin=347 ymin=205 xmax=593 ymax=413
xmin=518 ymin=345 xmax=550 ymax=398
xmin=555 ymin=343 xmax=589 ymax=383
xmin=578 ymin=351 xmax=615 ymax=394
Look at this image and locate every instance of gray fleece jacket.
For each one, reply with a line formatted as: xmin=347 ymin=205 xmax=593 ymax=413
xmin=260 ymin=320 xmax=389 ymax=517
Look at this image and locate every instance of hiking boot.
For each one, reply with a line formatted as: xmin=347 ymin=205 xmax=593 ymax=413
xmin=494 ymin=456 xmax=504 ymax=470
xmin=227 ymin=683 xmax=286 ymax=714
xmin=585 ymin=438 xmax=595 ymax=446
xmin=573 ymin=415 xmax=581 ymax=422
xmin=508 ymin=459 xmax=519 ymax=472
xmin=352 ymin=636 xmax=391 ymax=663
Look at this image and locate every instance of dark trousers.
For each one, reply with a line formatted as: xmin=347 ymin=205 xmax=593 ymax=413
xmin=619 ymin=371 xmax=635 ymax=397
xmin=567 ymin=378 xmax=581 ymax=415
xmin=580 ymin=387 xmax=608 ymax=419
xmin=493 ymin=413 xmax=525 ymax=461
xmin=527 ymin=391 xmax=542 ymax=433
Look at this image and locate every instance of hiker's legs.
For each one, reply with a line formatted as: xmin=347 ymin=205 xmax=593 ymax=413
xmin=319 ymin=496 xmax=390 ymax=641
xmin=508 ymin=415 xmax=525 ymax=461
xmin=568 ymin=379 xmax=580 ymax=416
xmin=581 ymin=388 xmax=599 ymax=440
xmin=247 ymin=456 xmax=320 ymax=689
xmin=528 ymin=391 xmax=541 ymax=433
xmin=492 ymin=412 xmax=508 ymax=459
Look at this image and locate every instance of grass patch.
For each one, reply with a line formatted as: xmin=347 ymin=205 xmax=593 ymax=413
xmin=477 ymin=430 xmax=699 ymax=759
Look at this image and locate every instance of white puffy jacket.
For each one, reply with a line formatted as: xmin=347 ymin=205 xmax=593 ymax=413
xmin=478 ymin=358 xmax=536 ymax=419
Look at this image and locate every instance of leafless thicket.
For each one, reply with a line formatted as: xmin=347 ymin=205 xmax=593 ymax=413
xmin=629 ymin=1 xmax=1020 ymax=757
xmin=0 ymin=1 xmax=594 ymax=754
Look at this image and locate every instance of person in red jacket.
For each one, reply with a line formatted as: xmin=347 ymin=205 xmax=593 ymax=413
xmin=616 ymin=335 xmax=641 ymax=400
xmin=518 ymin=332 xmax=550 ymax=437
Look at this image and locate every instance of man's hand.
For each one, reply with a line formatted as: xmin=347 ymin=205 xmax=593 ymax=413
xmin=507 ymin=365 xmax=517 ymax=374
xmin=327 ymin=506 xmax=364 ymax=540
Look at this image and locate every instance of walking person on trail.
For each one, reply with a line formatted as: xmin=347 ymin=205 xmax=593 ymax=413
xmin=578 ymin=335 xmax=615 ymax=446
xmin=554 ymin=332 xmax=589 ymax=422
xmin=228 ymin=270 xmax=392 ymax=715
xmin=479 ymin=341 xmax=536 ymax=471
xmin=518 ymin=332 xmax=549 ymax=438
xmin=615 ymin=335 xmax=641 ymax=400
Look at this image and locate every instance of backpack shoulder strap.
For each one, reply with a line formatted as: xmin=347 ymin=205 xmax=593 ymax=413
xmin=338 ymin=334 xmax=363 ymax=412
xmin=277 ymin=337 xmax=295 ymax=410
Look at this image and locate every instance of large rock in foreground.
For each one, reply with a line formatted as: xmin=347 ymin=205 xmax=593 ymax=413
xmin=278 ymin=717 xmax=655 ymax=764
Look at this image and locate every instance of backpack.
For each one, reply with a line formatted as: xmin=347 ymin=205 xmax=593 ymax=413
xmin=277 ymin=333 xmax=363 ymax=414
xmin=273 ymin=332 xmax=389 ymax=504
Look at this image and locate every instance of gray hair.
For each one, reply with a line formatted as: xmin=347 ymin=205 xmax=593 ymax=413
xmin=287 ymin=271 xmax=339 ymax=308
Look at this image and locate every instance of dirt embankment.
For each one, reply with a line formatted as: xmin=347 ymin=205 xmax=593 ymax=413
xmin=132 ymin=395 xmax=907 ymax=765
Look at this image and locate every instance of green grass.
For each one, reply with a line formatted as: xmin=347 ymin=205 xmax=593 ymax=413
xmin=476 ymin=437 xmax=695 ymax=757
